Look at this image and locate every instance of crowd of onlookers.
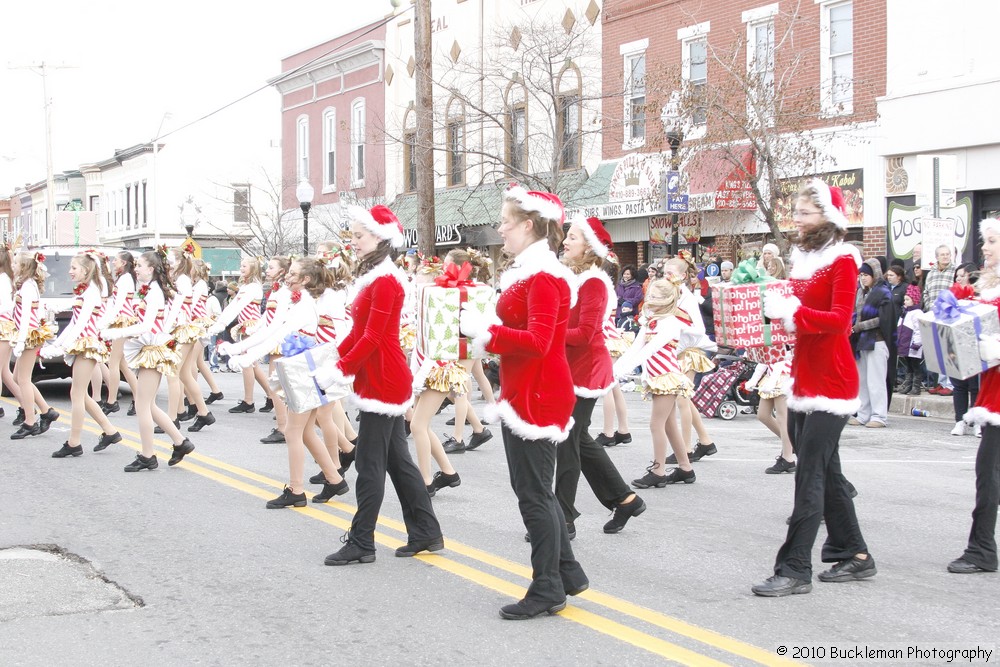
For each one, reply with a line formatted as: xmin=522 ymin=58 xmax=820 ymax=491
xmin=613 ymin=241 xmax=978 ymax=434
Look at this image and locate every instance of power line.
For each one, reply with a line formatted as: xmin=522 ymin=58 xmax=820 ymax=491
xmin=156 ymin=7 xmax=411 ymax=142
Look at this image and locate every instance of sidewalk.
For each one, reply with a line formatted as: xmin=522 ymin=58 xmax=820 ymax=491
xmin=889 ymin=390 xmax=958 ymax=420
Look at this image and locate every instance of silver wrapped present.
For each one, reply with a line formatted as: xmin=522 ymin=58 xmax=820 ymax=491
xmin=274 ymin=342 xmax=349 ymax=413
xmin=917 ymin=298 xmax=1000 ymax=380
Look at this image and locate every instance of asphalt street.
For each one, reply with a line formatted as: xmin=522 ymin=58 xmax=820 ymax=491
xmin=1 ymin=371 xmax=998 ymax=666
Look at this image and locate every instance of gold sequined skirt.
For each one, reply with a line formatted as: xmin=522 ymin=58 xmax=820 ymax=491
xmin=124 ymin=333 xmax=181 ymax=376
xmin=231 ymin=319 xmax=260 ymax=342
xmin=757 ymin=373 xmax=790 ymax=400
xmin=172 ymin=322 xmax=205 ymax=345
xmin=399 ymin=323 xmax=416 ymax=352
xmin=425 ymin=361 xmax=469 ymax=394
xmin=678 ymin=347 xmax=715 ymax=374
xmin=65 ymin=335 xmax=111 ymax=364
xmin=26 ymin=321 xmax=58 ymax=349
xmin=0 ymin=318 xmax=16 ymax=343
xmin=108 ymin=314 xmax=139 ymax=329
xmin=605 ymin=336 xmax=631 ymax=358
xmin=642 ymin=372 xmax=694 ymax=398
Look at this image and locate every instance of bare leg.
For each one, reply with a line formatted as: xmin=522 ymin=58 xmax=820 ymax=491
xmin=411 ymin=389 xmax=454 ymax=484
xmin=69 ymin=358 xmax=116 ymax=445
xmin=136 ymin=369 xmax=187 ymax=456
xmin=650 ymin=394 xmax=692 ymax=471
xmin=613 ymin=384 xmax=630 ymax=434
xmin=302 ymin=412 xmax=343 ymax=483
xmin=0 ymin=342 xmax=23 ymax=403
xmin=109 ymin=338 xmax=138 ymax=403
xmin=773 ymin=395 xmax=794 ymax=462
xmin=285 ymin=410 xmax=342 ymax=494
xmin=471 ymin=358 xmax=495 ymax=404
xmin=14 ymin=347 xmax=39 ymax=426
xmin=756 ymin=397 xmax=781 ymax=437
xmin=89 ymin=363 xmax=103 ymax=402
xmin=166 ymin=373 xmax=182 ymax=420
xmin=178 ymin=343 xmax=209 ymax=416
xmin=252 ymin=363 xmax=271 ymax=395
xmin=601 ymin=392 xmax=615 ymax=437
xmin=331 ymin=400 xmax=357 ymax=442
xmin=241 ymin=365 xmax=255 ymax=403
xmin=683 ymin=370 xmax=712 ymax=445
xmin=317 ymin=403 xmax=353 ymax=456
xmin=194 ymin=342 xmax=221 ymax=393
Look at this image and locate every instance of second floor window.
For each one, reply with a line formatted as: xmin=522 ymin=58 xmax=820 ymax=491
xmin=558 ymin=94 xmax=581 ymax=170
xmin=323 ymin=109 xmax=336 ymax=189
xmin=296 ymin=116 xmax=309 ymax=181
xmin=351 ymin=99 xmax=366 ymax=185
xmin=825 ymin=0 xmax=854 ymax=112
xmin=625 ymin=52 xmax=646 ymax=144
xmin=233 ymin=184 xmax=250 ymax=223
xmin=508 ymin=105 xmax=527 ymax=175
xmin=685 ymin=38 xmax=708 ymax=126
xmin=447 ymin=120 xmax=465 ymax=186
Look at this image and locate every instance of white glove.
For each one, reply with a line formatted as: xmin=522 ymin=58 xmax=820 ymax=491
xmin=979 ymin=334 xmax=1000 ymax=363
xmin=206 ymin=323 xmax=224 ymax=337
xmin=217 ymin=341 xmax=236 ymax=358
xmin=39 ymin=345 xmax=65 ymax=360
xmin=230 ymin=354 xmax=257 ymax=370
xmin=101 ymin=329 xmax=124 ymax=342
xmin=459 ymin=304 xmax=499 ymax=340
xmin=310 ymin=363 xmax=352 ymax=391
xmin=12 ymin=342 xmax=25 ymax=358
xmin=763 ymin=291 xmax=801 ymax=332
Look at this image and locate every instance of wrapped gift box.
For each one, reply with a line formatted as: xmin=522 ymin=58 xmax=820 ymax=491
xmin=917 ymin=300 xmax=1000 ymax=380
xmin=712 ymin=280 xmax=793 ymax=348
xmin=274 ymin=342 xmax=349 ymax=414
xmin=417 ymin=283 xmax=495 ymax=360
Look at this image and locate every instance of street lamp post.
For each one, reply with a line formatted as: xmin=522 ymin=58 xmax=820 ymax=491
xmin=296 ymin=180 xmax=314 ymax=256
xmin=660 ymin=93 xmax=685 ymax=257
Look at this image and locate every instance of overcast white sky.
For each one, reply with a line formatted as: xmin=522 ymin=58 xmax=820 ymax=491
xmin=0 ymin=1 xmax=395 ymax=195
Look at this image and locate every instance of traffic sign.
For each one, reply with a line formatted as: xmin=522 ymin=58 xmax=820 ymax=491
xmin=667 ymin=195 xmax=689 ymax=213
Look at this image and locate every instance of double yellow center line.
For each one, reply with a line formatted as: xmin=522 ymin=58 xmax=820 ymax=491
xmin=25 ymin=399 xmax=796 ymax=666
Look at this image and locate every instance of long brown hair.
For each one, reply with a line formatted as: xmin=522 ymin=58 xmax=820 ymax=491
xmin=15 ymin=252 xmax=44 ymax=291
xmin=293 ymin=258 xmax=328 ymax=299
xmin=141 ymin=251 xmax=176 ymax=300
xmin=0 ymin=246 xmax=13 ymax=282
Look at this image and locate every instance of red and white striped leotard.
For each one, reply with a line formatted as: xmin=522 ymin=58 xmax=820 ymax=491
xmin=315 ymin=287 xmax=351 ymax=345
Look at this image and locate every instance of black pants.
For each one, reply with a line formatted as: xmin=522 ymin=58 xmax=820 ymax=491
xmin=555 ymin=397 xmax=632 ymax=520
xmin=774 ymin=409 xmax=869 ymax=581
xmin=950 ymin=375 xmax=980 ymax=422
xmin=961 ymin=424 xmax=1000 ymax=570
xmin=503 ymin=426 xmax=588 ymax=604
xmin=349 ymin=412 xmax=441 ymax=552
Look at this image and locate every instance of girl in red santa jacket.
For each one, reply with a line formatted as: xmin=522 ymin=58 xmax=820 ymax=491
xmin=752 ymin=178 xmax=875 ymax=597
xmin=614 ymin=278 xmax=696 ymax=487
xmin=41 ymin=251 xmax=123 ymax=458
xmin=461 ymin=186 xmax=588 ymax=620
xmin=555 ymin=216 xmax=645 ymax=536
xmin=10 ymin=251 xmax=59 ymax=440
xmin=315 ymin=205 xmax=442 ymax=567
xmin=948 ymin=217 xmax=1000 ymax=574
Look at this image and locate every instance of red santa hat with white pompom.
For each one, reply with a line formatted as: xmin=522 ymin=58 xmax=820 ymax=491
xmin=806 ymin=177 xmax=850 ymax=230
xmin=348 ymin=204 xmax=406 ymax=248
xmin=569 ymin=215 xmax=614 ymax=259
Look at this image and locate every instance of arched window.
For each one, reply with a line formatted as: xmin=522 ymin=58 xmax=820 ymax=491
xmin=350 ymin=98 xmax=366 ymax=186
xmin=322 ymin=108 xmax=336 ymax=189
xmin=296 ymin=115 xmax=309 ymax=181
xmin=556 ymin=64 xmax=582 ymax=170
xmin=445 ymin=96 xmax=466 ymax=186
xmin=504 ymin=82 xmax=527 ymax=177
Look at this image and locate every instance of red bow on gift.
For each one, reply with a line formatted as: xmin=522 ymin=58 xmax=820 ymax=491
xmin=434 ymin=261 xmax=474 ymax=287
xmin=950 ymin=283 xmax=975 ymax=300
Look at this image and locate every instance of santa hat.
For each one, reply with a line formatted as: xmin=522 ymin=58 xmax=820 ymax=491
xmin=761 ymin=242 xmax=780 ymax=257
xmin=805 ymin=178 xmax=849 ymax=230
xmin=503 ymin=184 xmax=565 ymax=223
xmin=348 ymin=204 xmax=405 ymax=249
xmin=980 ymin=218 xmax=1000 ymax=238
xmin=569 ymin=216 xmax=613 ymax=258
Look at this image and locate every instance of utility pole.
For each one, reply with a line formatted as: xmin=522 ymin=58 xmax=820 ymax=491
xmin=414 ymin=0 xmax=436 ymax=257
xmin=10 ymin=62 xmax=75 ymax=244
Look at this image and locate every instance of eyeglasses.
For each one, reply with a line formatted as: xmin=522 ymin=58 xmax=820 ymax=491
xmin=793 ymin=209 xmax=822 ymax=217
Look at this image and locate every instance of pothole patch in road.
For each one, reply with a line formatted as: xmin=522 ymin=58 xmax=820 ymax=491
xmin=0 ymin=544 xmax=143 ymax=622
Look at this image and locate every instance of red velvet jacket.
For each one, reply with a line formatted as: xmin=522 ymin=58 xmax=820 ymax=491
xmin=484 ymin=241 xmax=576 ymax=442
xmin=786 ymin=243 xmax=862 ymax=415
xmin=566 ymin=267 xmax=615 ymax=398
xmin=337 ymin=258 xmax=412 ymax=415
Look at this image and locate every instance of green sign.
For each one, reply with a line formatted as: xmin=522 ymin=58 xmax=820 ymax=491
xmin=200 ymin=248 xmax=242 ymax=274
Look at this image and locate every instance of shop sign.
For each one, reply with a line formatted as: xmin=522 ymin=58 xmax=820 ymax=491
xmin=403 ymin=224 xmax=461 ymax=248
xmin=886 ymin=198 xmax=971 ymax=261
xmin=774 ymin=169 xmax=864 ymax=231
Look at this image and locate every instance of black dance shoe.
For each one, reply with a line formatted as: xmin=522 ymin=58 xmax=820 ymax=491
xmin=431 ymin=470 xmax=461 ymax=491
xmin=499 ymin=598 xmax=566 ymax=620
xmin=228 ymin=400 xmax=255 ymax=414
xmin=394 ymin=536 xmax=444 ymax=557
xmin=338 ymin=448 xmax=356 ymax=475
xmin=603 ymin=496 xmax=646 ymax=534
xmin=309 ymin=470 xmax=328 ymax=484
xmin=312 ymin=480 xmax=349 ymax=503
xmin=688 ymin=442 xmax=717 ymax=462
xmin=127 ymin=401 xmax=137 ymax=416
xmin=154 ymin=419 xmax=179 ymax=435
xmin=204 ymin=391 xmax=224 ymax=404
xmin=10 ymin=422 xmax=41 ymax=440
xmin=259 ymin=398 xmax=274 ymax=413
xmin=12 ymin=407 xmax=26 ymax=426
xmin=102 ymin=401 xmax=120 ymax=415
xmin=124 ymin=454 xmax=158 ymax=472
xmin=177 ymin=405 xmax=197 ymax=422
xmin=818 ymin=555 xmax=877 ymax=582
xmin=662 ymin=467 xmax=696 ymax=484
xmin=266 ymin=486 xmax=307 ymax=509
xmin=260 ymin=428 xmax=285 ymax=444
xmin=38 ymin=408 xmax=60 ymax=434
xmin=466 ymin=429 xmax=493 ymax=451
xmin=631 ymin=467 xmax=668 ymax=489
xmin=595 ymin=433 xmax=615 ymax=447
xmin=947 ymin=558 xmax=995 ymax=574
xmin=187 ymin=412 xmax=216 ymax=432
xmin=324 ymin=535 xmax=376 ymax=565
xmin=94 ymin=431 xmax=123 ymax=452
xmin=52 ymin=442 xmax=83 ymax=458
xmin=751 ymin=575 xmax=812 ymax=597
xmin=168 ymin=439 xmax=195 ymax=466
xmin=441 ymin=436 xmax=466 ymax=453
xmin=765 ymin=456 xmax=796 ymax=474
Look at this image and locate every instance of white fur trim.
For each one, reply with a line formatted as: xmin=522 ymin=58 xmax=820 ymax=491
xmin=980 ymin=218 xmax=1000 ymax=239
xmin=783 ymin=295 xmax=801 ymax=333
xmin=577 ymin=266 xmax=614 ymax=295
xmin=351 ymin=256 xmax=407 ymax=296
xmin=787 ymin=393 xmax=860 ymax=416
xmin=806 ymin=178 xmax=850 ymax=230
xmin=491 ymin=399 xmax=574 ymax=443
xmin=348 ymin=205 xmax=405 ymax=248
xmin=470 ymin=328 xmax=493 ymax=360
xmin=789 ymin=243 xmax=862 ymax=280
xmin=500 ymin=240 xmax=578 ymax=307
xmin=979 ymin=285 xmax=1000 ymax=302
xmin=569 ymin=217 xmax=609 ymax=258
xmin=963 ymin=406 xmax=1000 ymax=427
xmin=349 ymin=393 xmax=412 ymax=416
xmin=574 ymin=381 xmax=614 ymax=398
xmin=504 ymin=185 xmax=563 ymax=223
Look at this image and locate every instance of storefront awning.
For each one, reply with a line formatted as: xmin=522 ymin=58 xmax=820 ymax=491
xmin=461 ymin=224 xmax=503 ymax=247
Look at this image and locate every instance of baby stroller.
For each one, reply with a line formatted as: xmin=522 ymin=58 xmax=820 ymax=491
xmin=691 ymin=353 xmax=759 ymax=420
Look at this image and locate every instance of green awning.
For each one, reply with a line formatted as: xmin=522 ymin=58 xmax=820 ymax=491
xmin=201 ymin=248 xmax=242 ymax=274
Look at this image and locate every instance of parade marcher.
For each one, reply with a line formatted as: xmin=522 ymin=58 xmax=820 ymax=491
xmin=745 ymin=344 xmax=796 ymax=474
xmin=0 ymin=244 xmax=22 ymax=421
xmin=190 ymin=259 xmax=224 ymax=406
xmin=948 ymin=217 xmax=1000 ymax=574
xmin=752 ymin=178 xmax=875 ymax=597
xmin=614 ymin=278 xmax=696 ymax=488
xmin=226 ymin=258 xmax=349 ymax=508
xmin=460 ymin=186 xmax=588 ymax=619
xmin=848 ymin=258 xmax=894 ymax=428
xmin=557 ymin=216 xmax=645 ymax=535
xmin=97 ymin=251 xmax=141 ymax=417
xmin=596 ymin=259 xmax=633 ymax=448
xmin=255 ymin=257 xmax=294 ymax=442
xmin=314 ymin=204 xmax=443 ymax=567
xmin=168 ymin=245 xmax=216 ymax=433
xmin=101 ymin=249 xmax=195 ymax=472
xmin=206 ymin=258 xmax=267 ymax=412
xmin=41 ymin=251 xmax=123 ymax=457
xmin=10 ymin=251 xmax=59 ymax=439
